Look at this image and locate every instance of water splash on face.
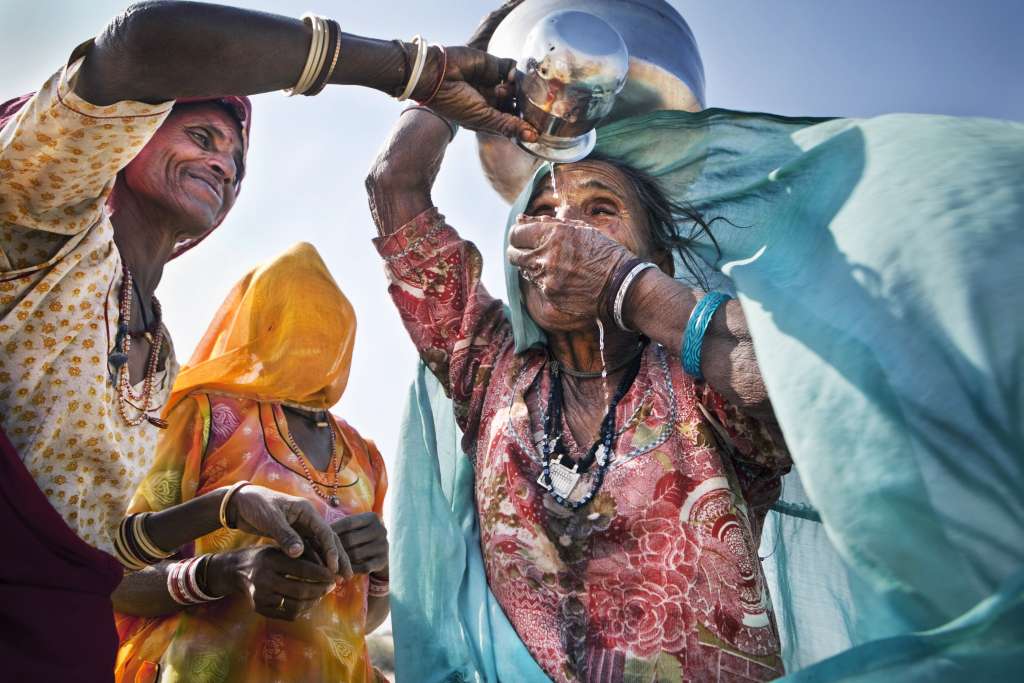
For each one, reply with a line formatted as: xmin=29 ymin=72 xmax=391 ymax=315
xmin=596 ymin=318 xmax=609 ymax=406
xmin=547 ymin=160 xmax=569 ymax=220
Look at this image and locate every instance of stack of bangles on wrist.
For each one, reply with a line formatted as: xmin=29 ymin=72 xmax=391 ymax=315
xmin=286 ymin=13 xmax=343 ymax=97
xmin=114 ymin=512 xmax=174 ymax=570
xmin=682 ymin=291 xmax=733 ymax=381
xmin=167 ymin=554 xmax=223 ymax=605
xmin=368 ymin=572 xmax=390 ymax=598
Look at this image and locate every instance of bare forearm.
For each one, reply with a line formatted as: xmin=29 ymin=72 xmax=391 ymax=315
xmin=143 ymin=487 xmax=227 ymax=554
xmin=366 ymin=595 xmax=390 ymax=632
xmin=111 ymin=562 xmax=185 ymax=616
xmin=76 ymin=1 xmax=409 ymax=105
xmin=625 ymin=269 xmax=773 ymax=417
xmin=366 ymin=109 xmax=453 ymax=235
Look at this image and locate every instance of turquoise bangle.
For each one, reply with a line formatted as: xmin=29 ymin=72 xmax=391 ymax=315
xmin=681 ymin=292 xmax=732 ymax=380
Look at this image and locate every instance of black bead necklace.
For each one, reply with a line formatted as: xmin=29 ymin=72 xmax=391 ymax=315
xmin=537 ymin=341 xmax=646 ymax=509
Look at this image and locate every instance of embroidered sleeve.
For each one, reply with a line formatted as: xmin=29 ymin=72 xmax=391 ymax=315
xmin=0 ymin=44 xmax=172 ymax=268
xmin=374 ymin=207 xmax=511 ymax=437
xmin=697 ymin=385 xmax=791 ymax=528
xmin=697 ymin=385 xmax=791 ymax=471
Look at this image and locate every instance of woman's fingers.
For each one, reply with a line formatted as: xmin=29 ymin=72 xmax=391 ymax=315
xmin=330 ymin=511 xmax=377 ymax=535
xmin=348 ymin=542 xmax=389 ymax=574
xmin=509 ymin=219 xmax=565 ymax=249
xmin=256 ymin=594 xmax=320 ymax=621
xmin=287 ymin=498 xmax=344 ymax=577
xmin=506 ymin=245 xmax=540 ymax=272
xmin=254 ymin=503 xmax=306 ymax=559
xmin=267 ymin=552 xmax=334 ymax=584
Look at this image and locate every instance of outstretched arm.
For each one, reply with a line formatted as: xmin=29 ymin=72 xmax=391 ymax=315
xmin=74 ymin=1 xmax=534 ymax=138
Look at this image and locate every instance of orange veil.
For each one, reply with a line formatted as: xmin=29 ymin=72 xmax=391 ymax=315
xmin=166 ymin=241 xmax=355 ymax=412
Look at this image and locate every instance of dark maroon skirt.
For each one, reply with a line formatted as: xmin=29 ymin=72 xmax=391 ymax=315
xmin=0 ymin=425 xmax=122 ymax=682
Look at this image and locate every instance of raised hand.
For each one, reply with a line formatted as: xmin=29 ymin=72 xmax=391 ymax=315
xmin=417 ymin=46 xmax=536 ymax=142
xmin=507 ymin=216 xmax=637 ymax=328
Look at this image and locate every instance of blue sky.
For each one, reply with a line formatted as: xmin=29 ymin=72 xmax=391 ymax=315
xmin=2 ymin=0 xmax=1021 ymax=472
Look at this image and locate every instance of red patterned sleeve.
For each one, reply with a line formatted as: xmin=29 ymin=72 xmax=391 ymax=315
xmin=696 ymin=384 xmax=792 ymax=529
xmin=373 ymin=208 xmax=511 ymax=438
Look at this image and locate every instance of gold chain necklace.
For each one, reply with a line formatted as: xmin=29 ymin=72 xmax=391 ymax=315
xmin=281 ymin=411 xmax=344 ymax=507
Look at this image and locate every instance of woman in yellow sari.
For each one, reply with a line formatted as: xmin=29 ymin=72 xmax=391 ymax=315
xmin=113 ymin=242 xmax=389 ymax=683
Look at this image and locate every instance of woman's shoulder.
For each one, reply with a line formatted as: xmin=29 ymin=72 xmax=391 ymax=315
xmin=173 ymin=392 xmax=259 ymax=450
xmin=332 ymin=416 xmax=386 ymax=476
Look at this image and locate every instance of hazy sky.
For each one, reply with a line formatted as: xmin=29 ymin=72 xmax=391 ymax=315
xmin=2 ymin=1 xmax=1021 ymax=473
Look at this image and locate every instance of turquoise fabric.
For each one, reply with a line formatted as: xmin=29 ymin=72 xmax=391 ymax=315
xmin=389 ymin=362 xmax=549 ymax=683
xmin=389 ymin=108 xmax=1024 ymax=680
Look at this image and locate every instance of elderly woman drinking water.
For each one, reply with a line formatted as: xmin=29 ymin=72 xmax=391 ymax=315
xmin=367 ymin=100 xmax=790 ymax=680
xmin=0 ymin=2 xmax=534 ymax=680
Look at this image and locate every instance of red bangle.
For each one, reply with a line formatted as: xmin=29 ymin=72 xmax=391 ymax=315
xmin=417 ymin=45 xmax=447 ymax=106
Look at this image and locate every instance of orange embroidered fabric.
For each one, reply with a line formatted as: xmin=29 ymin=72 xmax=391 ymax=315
xmin=115 ymin=244 xmax=387 ymax=682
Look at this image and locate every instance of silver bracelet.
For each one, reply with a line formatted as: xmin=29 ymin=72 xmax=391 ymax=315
xmin=613 ymin=262 xmax=659 ymax=332
xmin=401 ymin=105 xmax=459 ymax=142
xmin=396 ymin=36 xmax=428 ymax=101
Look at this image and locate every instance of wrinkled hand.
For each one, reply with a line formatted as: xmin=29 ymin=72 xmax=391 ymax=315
xmin=332 ymin=512 xmax=388 ymax=576
xmin=209 ymin=546 xmax=336 ymax=622
xmin=422 ymin=46 xmax=536 ymax=141
xmin=229 ymin=485 xmax=349 ymax=578
xmin=507 ymin=216 xmax=637 ymax=324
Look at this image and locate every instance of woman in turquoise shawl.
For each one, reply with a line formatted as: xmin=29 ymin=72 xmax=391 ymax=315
xmin=383 ymin=102 xmax=1024 ymax=681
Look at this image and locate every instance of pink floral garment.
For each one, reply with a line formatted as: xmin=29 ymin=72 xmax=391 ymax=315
xmin=375 ymin=209 xmax=790 ymax=682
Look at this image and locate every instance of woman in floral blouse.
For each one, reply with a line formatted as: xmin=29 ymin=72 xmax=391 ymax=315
xmin=366 ymin=106 xmax=792 ymax=681
xmin=0 ymin=2 xmax=532 ymax=680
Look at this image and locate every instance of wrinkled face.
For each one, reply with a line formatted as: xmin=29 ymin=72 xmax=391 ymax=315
xmin=120 ymin=102 xmax=244 ymax=240
xmin=521 ymin=160 xmax=662 ymax=330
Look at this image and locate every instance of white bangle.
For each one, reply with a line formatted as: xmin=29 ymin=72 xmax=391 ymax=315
xmin=288 ymin=14 xmax=329 ymax=96
xmin=613 ymin=262 xmax=659 ymax=332
xmin=396 ymin=36 xmax=428 ymax=101
xmin=186 ymin=554 xmax=223 ymax=602
xmin=219 ymin=480 xmax=251 ymax=530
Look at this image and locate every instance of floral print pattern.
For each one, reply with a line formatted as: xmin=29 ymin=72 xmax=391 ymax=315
xmin=376 ymin=209 xmax=791 ymax=682
xmin=115 ymin=394 xmax=388 ymax=683
xmin=0 ymin=53 xmax=175 ymax=553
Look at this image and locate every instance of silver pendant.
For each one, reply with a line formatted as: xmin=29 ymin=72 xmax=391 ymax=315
xmin=548 ymin=456 xmax=581 ymax=499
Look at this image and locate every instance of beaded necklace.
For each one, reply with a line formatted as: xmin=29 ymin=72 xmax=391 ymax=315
xmin=107 ymin=263 xmax=167 ymax=428
xmin=536 ymin=340 xmax=646 ymax=509
xmin=279 ymin=407 xmax=349 ymax=507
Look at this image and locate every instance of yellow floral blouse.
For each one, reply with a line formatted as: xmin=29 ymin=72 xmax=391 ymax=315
xmin=0 ymin=46 xmax=176 ymax=553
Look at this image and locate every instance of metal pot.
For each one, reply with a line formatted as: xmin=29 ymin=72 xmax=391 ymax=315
xmin=514 ymin=11 xmax=629 ymax=164
xmin=478 ymin=0 xmax=705 ymax=202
